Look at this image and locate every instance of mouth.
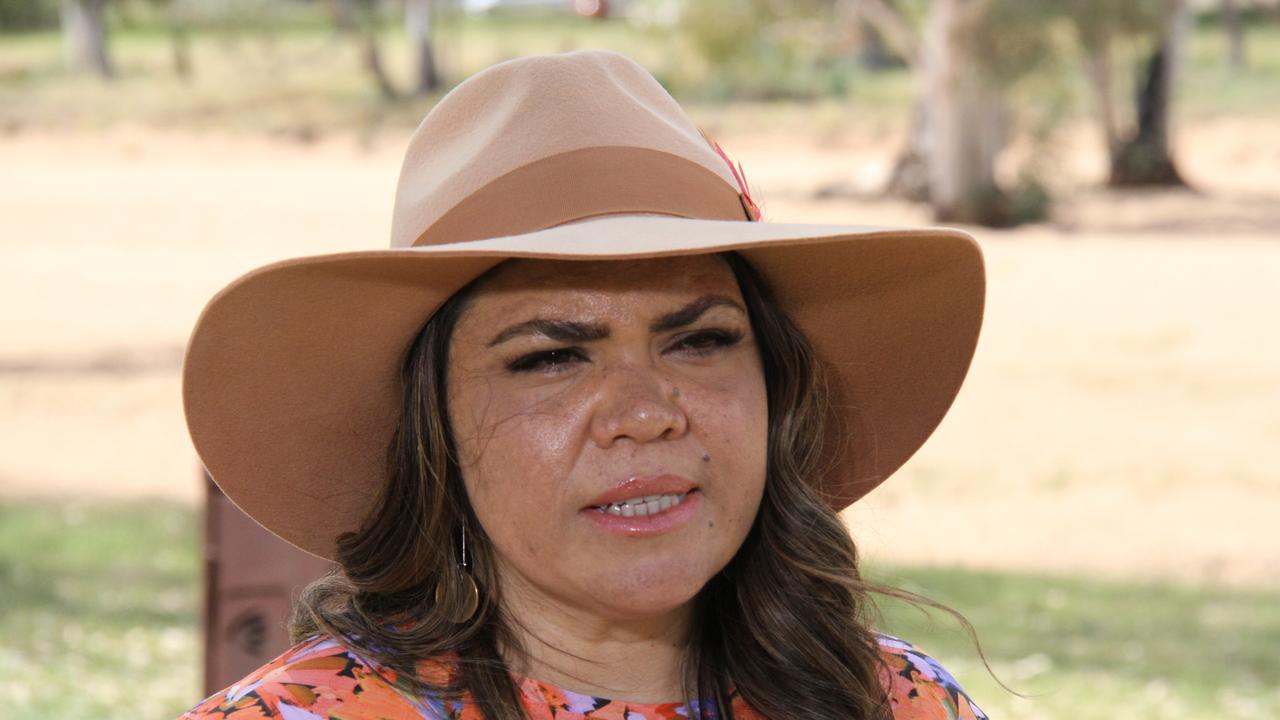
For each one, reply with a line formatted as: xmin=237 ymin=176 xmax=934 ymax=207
xmin=591 ymin=490 xmax=696 ymax=518
xmin=582 ymin=476 xmax=703 ymax=537
xmin=585 ymin=473 xmax=698 ymax=512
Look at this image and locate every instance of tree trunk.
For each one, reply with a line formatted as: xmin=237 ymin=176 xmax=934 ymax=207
xmin=923 ymin=0 xmax=1010 ymax=225
xmin=858 ymin=19 xmax=892 ymax=68
xmin=837 ymin=0 xmax=918 ymax=66
xmin=341 ymin=0 xmax=400 ymax=101
xmin=169 ymin=0 xmax=193 ymax=81
xmin=885 ymin=98 xmax=931 ymax=201
xmin=1221 ymin=0 xmax=1245 ymax=69
xmin=61 ymin=0 xmax=114 ymax=78
xmin=362 ymin=31 xmax=400 ymax=101
xmin=1083 ymin=30 xmax=1118 ymax=167
xmin=405 ymin=0 xmax=442 ymax=94
xmin=1109 ymin=0 xmax=1188 ymax=187
xmin=328 ymin=0 xmax=355 ymax=32
xmin=170 ymin=23 xmax=192 ymax=80
xmin=835 ymin=0 xmax=925 ymax=199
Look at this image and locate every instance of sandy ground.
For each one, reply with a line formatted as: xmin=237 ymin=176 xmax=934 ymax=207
xmin=2 ymin=117 xmax=1278 ymax=588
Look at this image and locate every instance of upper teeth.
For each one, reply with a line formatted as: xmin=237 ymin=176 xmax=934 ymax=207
xmin=597 ymin=493 xmax=688 ymax=517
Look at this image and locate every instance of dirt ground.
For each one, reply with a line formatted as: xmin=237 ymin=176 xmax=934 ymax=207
xmin=2 ymin=116 xmax=1278 ymax=588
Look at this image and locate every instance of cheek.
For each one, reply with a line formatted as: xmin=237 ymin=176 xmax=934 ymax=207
xmin=449 ymin=378 xmax=590 ymax=554
xmin=704 ymin=355 xmax=768 ymax=445
xmin=689 ymin=364 xmax=769 ymax=509
xmin=451 ymin=373 xmax=577 ymax=472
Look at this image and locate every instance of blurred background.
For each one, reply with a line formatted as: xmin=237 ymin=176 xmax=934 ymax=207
xmin=2 ymin=0 xmax=1278 ymax=717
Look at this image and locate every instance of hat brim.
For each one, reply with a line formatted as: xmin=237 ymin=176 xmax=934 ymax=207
xmin=182 ymin=215 xmax=985 ymax=560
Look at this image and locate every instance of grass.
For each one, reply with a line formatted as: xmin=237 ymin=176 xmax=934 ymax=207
xmin=0 ymin=500 xmax=200 ymax=719
xmin=1 ymin=498 xmax=1278 ymax=719
xmin=1181 ymin=19 xmax=1280 ymax=118
xmin=868 ymin=565 xmax=1280 ymax=718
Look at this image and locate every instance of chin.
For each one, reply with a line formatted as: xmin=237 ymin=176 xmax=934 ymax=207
xmin=580 ymin=558 xmax=722 ymax=620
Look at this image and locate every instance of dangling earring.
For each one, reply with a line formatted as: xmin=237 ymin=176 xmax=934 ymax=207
xmin=435 ymin=522 xmax=480 ymax=624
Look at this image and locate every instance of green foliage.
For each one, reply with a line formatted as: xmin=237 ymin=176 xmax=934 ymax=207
xmin=110 ymin=0 xmax=336 ymax=34
xmin=958 ymin=0 xmax=1167 ymax=86
xmin=1060 ymin=0 xmax=1166 ymax=50
xmin=677 ymin=0 xmax=851 ymax=100
xmin=964 ymin=0 xmax=1066 ymax=82
xmin=674 ymin=0 xmax=1143 ymax=101
xmin=1195 ymin=0 xmax=1280 ymax=28
xmin=0 ymin=0 xmax=59 ymax=32
xmin=1006 ymin=174 xmax=1052 ymax=225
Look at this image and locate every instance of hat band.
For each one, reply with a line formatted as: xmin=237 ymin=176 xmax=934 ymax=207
xmin=407 ymin=146 xmax=752 ymax=248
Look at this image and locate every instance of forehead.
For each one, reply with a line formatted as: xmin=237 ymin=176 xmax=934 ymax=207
xmin=461 ymin=254 xmax=742 ymax=313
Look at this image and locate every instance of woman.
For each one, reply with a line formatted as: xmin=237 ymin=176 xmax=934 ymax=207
xmin=179 ymin=49 xmax=988 ymax=720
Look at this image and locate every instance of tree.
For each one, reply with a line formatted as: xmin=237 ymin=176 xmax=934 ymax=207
xmin=331 ymin=0 xmax=400 ymax=100
xmin=405 ymin=0 xmax=443 ymax=93
xmin=1068 ymin=0 xmax=1189 ymax=187
xmin=839 ymin=0 xmax=1039 ymax=225
xmin=834 ymin=0 xmax=917 ymax=67
xmin=167 ymin=1 xmax=193 ymax=80
xmin=1108 ymin=16 xmax=1189 ymax=186
xmin=0 ymin=0 xmax=60 ymax=30
xmin=328 ymin=0 xmax=446 ymax=100
xmin=1221 ymin=0 xmax=1245 ymax=69
xmin=679 ymin=0 xmax=839 ymax=100
xmin=834 ymin=0 xmax=929 ymax=200
xmin=141 ymin=0 xmax=194 ymax=80
xmin=61 ymin=0 xmax=114 ymax=78
xmin=920 ymin=0 xmax=1012 ymax=224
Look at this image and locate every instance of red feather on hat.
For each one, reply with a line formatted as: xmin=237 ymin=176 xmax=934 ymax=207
xmin=698 ymin=127 xmax=763 ymax=222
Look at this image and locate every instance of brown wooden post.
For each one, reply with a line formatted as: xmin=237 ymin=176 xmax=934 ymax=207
xmin=202 ymin=470 xmax=335 ymax=695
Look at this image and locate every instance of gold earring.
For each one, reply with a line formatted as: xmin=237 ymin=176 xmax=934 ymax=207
xmin=435 ymin=523 xmax=479 ymax=624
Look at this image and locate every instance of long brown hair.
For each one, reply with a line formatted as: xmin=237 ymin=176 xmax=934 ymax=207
xmin=290 ymin=251 xmax=978 ymax=719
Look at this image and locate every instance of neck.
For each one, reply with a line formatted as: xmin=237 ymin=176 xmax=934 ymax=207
xmin=495 ymin=571 xmax=696 ymax=704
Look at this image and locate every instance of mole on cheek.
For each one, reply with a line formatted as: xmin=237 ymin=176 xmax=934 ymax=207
xmin=701 ymin=453 xmax=711 ymax=462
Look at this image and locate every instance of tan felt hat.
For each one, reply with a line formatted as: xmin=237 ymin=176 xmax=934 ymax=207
xmin=181 ymin=49 xmax=985 ymax=561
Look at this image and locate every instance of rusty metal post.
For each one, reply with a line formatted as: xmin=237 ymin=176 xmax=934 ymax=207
xmin=202 ymin=470 xmax=334 ymax=695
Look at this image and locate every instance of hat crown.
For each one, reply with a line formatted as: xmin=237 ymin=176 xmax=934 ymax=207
xmin=390 ymin=50 xmax=751 ymax=249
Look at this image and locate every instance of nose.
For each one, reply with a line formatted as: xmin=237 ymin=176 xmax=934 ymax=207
xmin=588 ymin=363 xmax=688 ymax=449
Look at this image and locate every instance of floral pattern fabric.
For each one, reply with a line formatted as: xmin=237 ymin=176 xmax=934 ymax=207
xmin=179 ymin=632 xmax=986 ymax=720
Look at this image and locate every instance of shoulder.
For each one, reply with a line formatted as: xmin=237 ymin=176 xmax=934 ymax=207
xmin=177 ymin=634 xmax=451 ymax=719
xmin=874 ymin=633 xmax=989 ymax=720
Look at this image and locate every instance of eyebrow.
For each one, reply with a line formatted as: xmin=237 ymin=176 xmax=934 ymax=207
xmin=485 ymin=294 xmax=745 ymax=348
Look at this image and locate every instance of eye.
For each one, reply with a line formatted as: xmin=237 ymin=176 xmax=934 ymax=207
xmin=667 ymin=328 xmax=744 ymax=356
xmin=506 ymin=347 xmax=587 ymax=373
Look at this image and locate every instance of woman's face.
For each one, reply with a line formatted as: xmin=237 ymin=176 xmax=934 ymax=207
xmin=446 ymin=254 xmax=768 ymax=623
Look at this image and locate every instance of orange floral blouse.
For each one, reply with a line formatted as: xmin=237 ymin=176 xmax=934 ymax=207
xmin=180 ymin=632 xmax=986 ymax=720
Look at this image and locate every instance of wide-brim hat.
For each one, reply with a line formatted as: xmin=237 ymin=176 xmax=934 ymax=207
xmin=182 ymin=49 xmax=985 ymax=561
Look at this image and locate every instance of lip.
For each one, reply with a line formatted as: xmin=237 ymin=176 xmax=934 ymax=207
xmin=581 ymin=489 xmax=702 ymax=537
xmin=580 ymin=473 xmax=701 ymax=538
xmin=585 ymin=474 xmax=698 ymax=509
